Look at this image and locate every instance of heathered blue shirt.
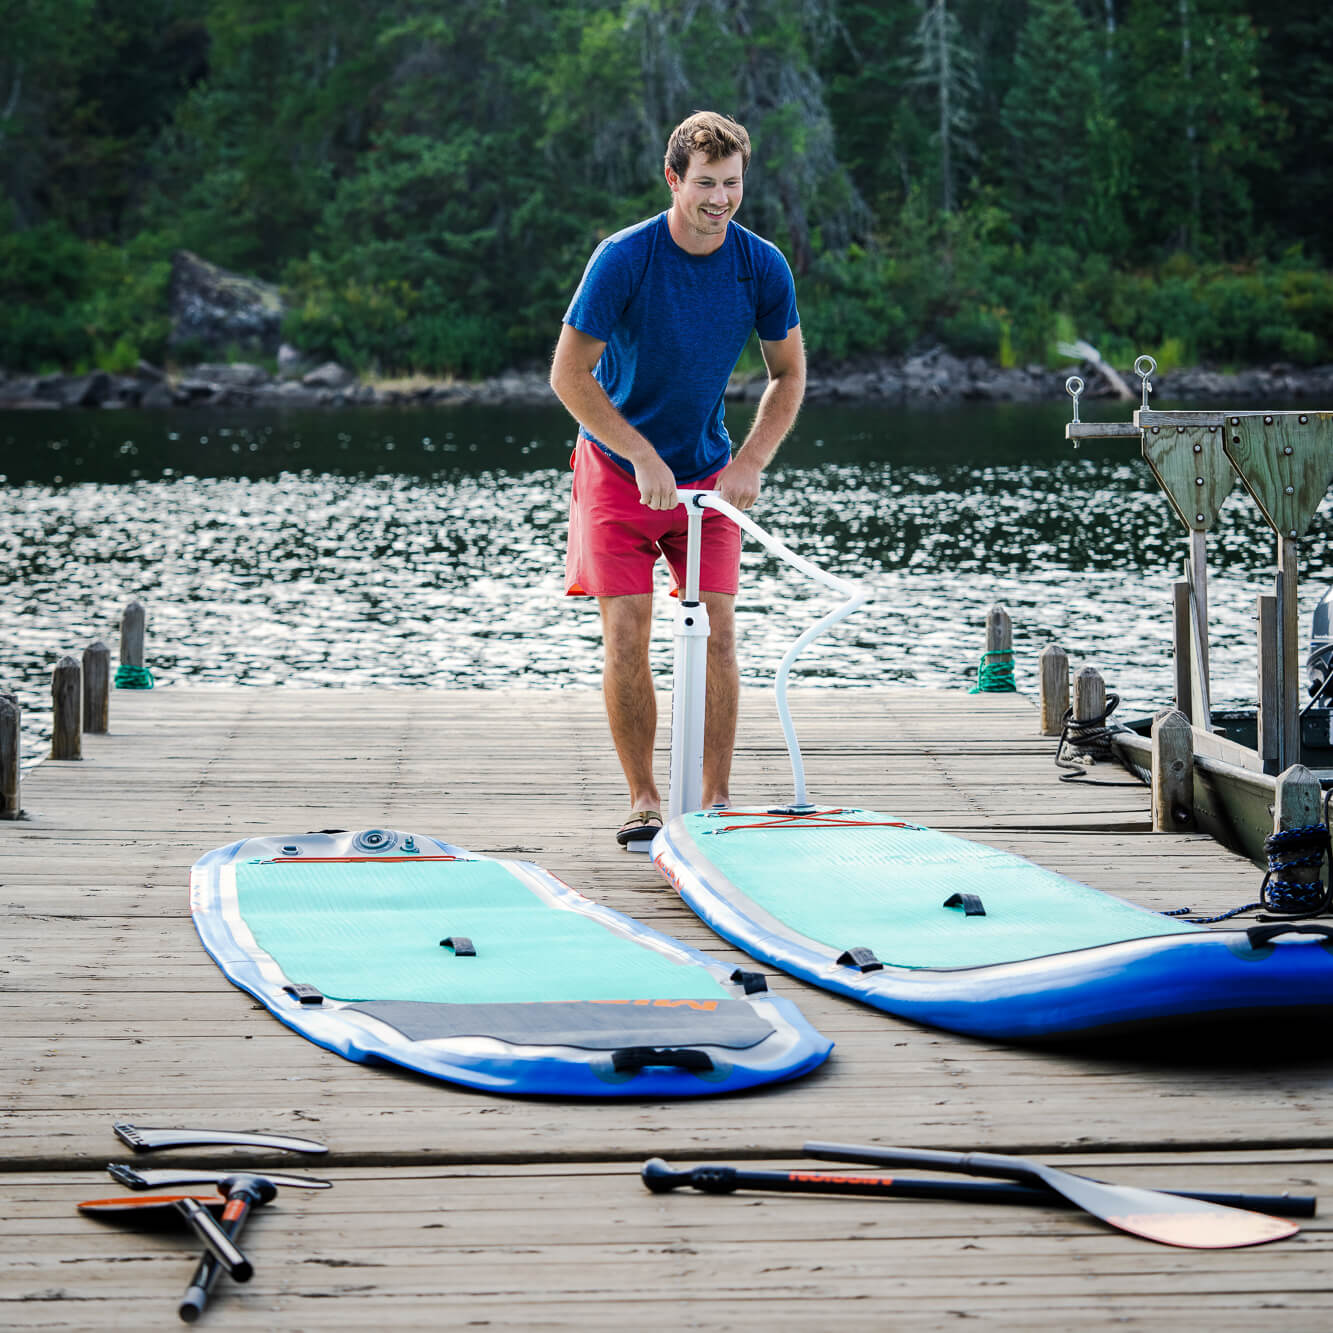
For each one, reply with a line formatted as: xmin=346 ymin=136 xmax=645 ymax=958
xmin=563 ymin=211 xmax=799 ymax=483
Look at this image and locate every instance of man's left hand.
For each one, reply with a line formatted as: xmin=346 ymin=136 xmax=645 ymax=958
xmin=714 ymin=456 xmax=763 ymax=510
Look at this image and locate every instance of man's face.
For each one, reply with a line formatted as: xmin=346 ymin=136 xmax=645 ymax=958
xmin=668 ymin=150 xmax=744 ymax=239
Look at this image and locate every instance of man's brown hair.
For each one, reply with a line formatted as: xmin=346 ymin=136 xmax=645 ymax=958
xmin=664 ymin=111 xmax=751 ymax=180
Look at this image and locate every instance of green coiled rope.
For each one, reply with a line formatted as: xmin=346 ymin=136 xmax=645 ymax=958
xmin=968 ymin=648 xmax=1015 ymax=694
xmin=114 ymin=664 xmax=154 ymax=689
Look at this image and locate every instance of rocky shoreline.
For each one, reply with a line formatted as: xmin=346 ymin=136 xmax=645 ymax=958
xmin=7 ymin=250 xmax=1331 ymax=411
xmin=4 ymin=348 xmax=1333 ymax=413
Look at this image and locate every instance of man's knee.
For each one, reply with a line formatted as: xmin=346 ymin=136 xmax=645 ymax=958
xmin=600 ymin=595 xmax=654 ymax=669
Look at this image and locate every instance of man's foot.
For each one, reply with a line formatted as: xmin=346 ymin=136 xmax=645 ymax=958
xmin=616 ymin=809 xmax=663 ymax=852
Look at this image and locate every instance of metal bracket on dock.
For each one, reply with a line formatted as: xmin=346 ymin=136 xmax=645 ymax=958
xmin=1062 ymin=363 xmax=1333 ymax=780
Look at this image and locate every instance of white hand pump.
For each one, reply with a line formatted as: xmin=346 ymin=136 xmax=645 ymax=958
xmin=666 ymin=490 xmax=872 ymax=821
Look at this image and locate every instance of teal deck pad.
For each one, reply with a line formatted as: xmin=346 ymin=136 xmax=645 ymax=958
xmin=235 ymin=857 xmax=727 ymax=1004
xmin=192 ymin=830 xmax=832 ymax=1096
xmin=682 ymin=810 xmax=1200 ymax=970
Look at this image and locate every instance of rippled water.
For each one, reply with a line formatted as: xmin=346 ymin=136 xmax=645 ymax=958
xmin=4 ymin=399 xmax=1332 ymax=766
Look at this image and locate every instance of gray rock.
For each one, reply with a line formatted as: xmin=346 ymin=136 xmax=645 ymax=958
xmin=190 ymin=362 xmax=271 ymax=388
xmin=302 ymin=360 xmax=355 ymax=390
xmin=136 ymin=359 xmax=166 ymax=382
xmin=266 ymin=380 xmax=322 ymax=404
xmin=139 ymin=383 xmax=177 ymax=410
xmin=168 ymin=250 xmax=284 ymax=358
xmin=277 ymin=343 xmax=306 ymax=376
xmin=36 ymin=371 xmax=113 ymax=407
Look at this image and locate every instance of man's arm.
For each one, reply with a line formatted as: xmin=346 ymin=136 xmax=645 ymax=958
xmin=549 ymin=324 xmax=679 ymax=510
xmin=715 ymin=325 xmax=806 ymax=510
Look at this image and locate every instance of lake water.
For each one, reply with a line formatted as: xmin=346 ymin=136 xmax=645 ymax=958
xmin=3 ymin=396 xmax=1332 ymax=767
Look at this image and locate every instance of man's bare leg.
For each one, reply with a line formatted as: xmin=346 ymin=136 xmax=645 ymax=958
xmin=700 ymin=590 xmax=738 ymax=808
xmin=598 ymin=594 xmax=661 ymax=813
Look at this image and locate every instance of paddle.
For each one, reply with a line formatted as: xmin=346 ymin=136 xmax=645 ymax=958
xmin=179 ymin=1175 xmax=278 ymax=1323
xmin=804 ymin=1142 xmax=1299 ymax=1249
xmin=640 ymin=1158 xmax=1316 ymax=1218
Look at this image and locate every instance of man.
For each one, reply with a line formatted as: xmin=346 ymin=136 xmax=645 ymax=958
xmin=550 ymin=109 xmax=805 ymax=849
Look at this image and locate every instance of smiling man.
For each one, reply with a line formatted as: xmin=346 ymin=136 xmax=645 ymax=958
xmin=550 ymin=110 xmax=805 ymax=850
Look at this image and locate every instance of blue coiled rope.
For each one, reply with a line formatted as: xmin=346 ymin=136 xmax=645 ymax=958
xmin=1165 ymin=822 xmax=1332 ymax=924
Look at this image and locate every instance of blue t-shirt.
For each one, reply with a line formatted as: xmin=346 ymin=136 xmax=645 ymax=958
xmin=563 ymin=212 xmax=799 ymax=483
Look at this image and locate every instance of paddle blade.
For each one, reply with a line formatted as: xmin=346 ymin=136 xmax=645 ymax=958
xmin=1102 ymin=1201 xmax=1298 ymax=1248
xmin=1047 ymin=1173 xmax=1298 ymax=1249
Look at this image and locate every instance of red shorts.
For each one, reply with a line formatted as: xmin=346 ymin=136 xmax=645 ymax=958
xmin=565 ymin=437 xmax=741 ymax=598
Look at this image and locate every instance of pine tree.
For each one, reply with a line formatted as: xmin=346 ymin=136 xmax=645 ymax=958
xmin=1001 ymin=0 xmax=1107 ymax=247
xmin=908 ymin=0 xmax=979 ymax=214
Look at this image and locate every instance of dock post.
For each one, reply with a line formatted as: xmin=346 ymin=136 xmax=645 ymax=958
xmin=1151 ymin=708 xmax=1194 ymax=831
xmin=116 ymin=599 xmax=153 ymax=689
xmin=1273 ymin=764 xmax=1324 ymax=900
xmin=51 ymin=656 xmax=82 ymax=760
xmin=1039 ymin=644 xmax=1069 ymax=736
xmin=1257 ymin=592 xmax=1280 ymax=773
xmin=1171 ymin=580 xmax=1192 ymax=722
xmin=0 ymin=692 xmax=20 ymax=818
xmin=970 ymin=605 xmax=1015 ymax=692
xmin=121 ymin=601 xmax=146 ymax=668
xmin=1072 ymin=666 xmax=1105 ymax=730
xmin=83 ymin=640 xmax=110 ymax=734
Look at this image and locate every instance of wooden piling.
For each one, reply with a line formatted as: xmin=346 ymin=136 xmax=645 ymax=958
xmin=50 ymin=656 xmax=82 ymax=760
xmin=1072 ymin=665 xmax=1105 ymax=728
xmin=986 ymin=605 xmax=1012 ymax=655
xmin=1038 ymin=645 xmax=1069 ymax=736
xmin=1171 ymin=579 xmax=1192 ymax=722
xmin=1257 ymin=591 xmax=1280 ymax=774
xmin=83 ymin=640 xmax=110 ymax=734
xmin=1272 ymin=764 xmax=1325 ymax=902
xmin=120 ymin=600 xmax=146 ymax=669
xmin=1151 ymin=707 xmax=1194 ymax=831
xmin=0 ymin=693 xmax=19 ymax=818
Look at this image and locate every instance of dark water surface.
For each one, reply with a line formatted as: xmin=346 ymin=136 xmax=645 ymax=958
xmin=3 ymin=398 xmax=1331 ymax=765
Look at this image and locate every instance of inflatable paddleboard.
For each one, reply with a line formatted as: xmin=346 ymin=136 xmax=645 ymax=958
xmin=653 ymin=807 xmax=1333 ymax=1041
xmin=190 ymin=829 xmax=832 ymax=1097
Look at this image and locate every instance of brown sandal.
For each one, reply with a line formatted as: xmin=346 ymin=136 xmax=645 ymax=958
xmin=616 ymin=809 xmax=663 ymax=849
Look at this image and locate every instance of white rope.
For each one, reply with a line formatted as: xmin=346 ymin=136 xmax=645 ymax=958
xmin=682 ymin=491 xmax=872 ymax=809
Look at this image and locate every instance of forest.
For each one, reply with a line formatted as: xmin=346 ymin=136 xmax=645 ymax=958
xmin=2 ymin=0 xmax=1332 ymax=380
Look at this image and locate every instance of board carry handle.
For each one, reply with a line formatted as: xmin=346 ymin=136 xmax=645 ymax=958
xmin=611 ymin=1046 xmax=714 ymax=1074
xmin=1245 ymin=922 xmax=1333 ymax=949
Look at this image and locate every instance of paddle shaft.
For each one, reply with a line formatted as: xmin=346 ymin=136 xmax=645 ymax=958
xmin=174 ymin=1198 xmax=252 ymax=1282
xmin=644 ymin=1159 xmax=1314 ymax=1217
xmin=178 ymin=1178 xmax=275 ymax=1323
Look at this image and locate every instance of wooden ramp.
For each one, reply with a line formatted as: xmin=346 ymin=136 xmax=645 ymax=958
xmin=4 ymin=686 xmax=1333 ymax=1328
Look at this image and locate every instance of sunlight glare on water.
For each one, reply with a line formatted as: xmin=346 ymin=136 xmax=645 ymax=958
xmin=3 ymin=400 xmax=1332 ymax=764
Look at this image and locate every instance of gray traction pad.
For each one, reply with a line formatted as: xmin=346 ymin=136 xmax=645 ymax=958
xmin=347 ymin=998 xmax=776 ymax=1050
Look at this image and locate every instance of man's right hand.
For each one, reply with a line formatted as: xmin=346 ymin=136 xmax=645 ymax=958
xmin=633 ymin=453 xmax=679 ymax=510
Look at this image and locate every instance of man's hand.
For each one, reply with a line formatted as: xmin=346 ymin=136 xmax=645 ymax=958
xmin=634 ymin=453 xmax=680 ymax=510
xmin=714 ymin=454 xmax=763 ymax=510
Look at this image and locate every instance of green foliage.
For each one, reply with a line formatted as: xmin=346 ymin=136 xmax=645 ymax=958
xmin=0 ymin=207 xmax=172 ymax=370
xmin=2 ymin=0 xmax=1333 ymax=380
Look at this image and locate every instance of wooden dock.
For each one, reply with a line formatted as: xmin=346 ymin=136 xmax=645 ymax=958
xmin=5 ymin=685 xmax=1333 ymax=1328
